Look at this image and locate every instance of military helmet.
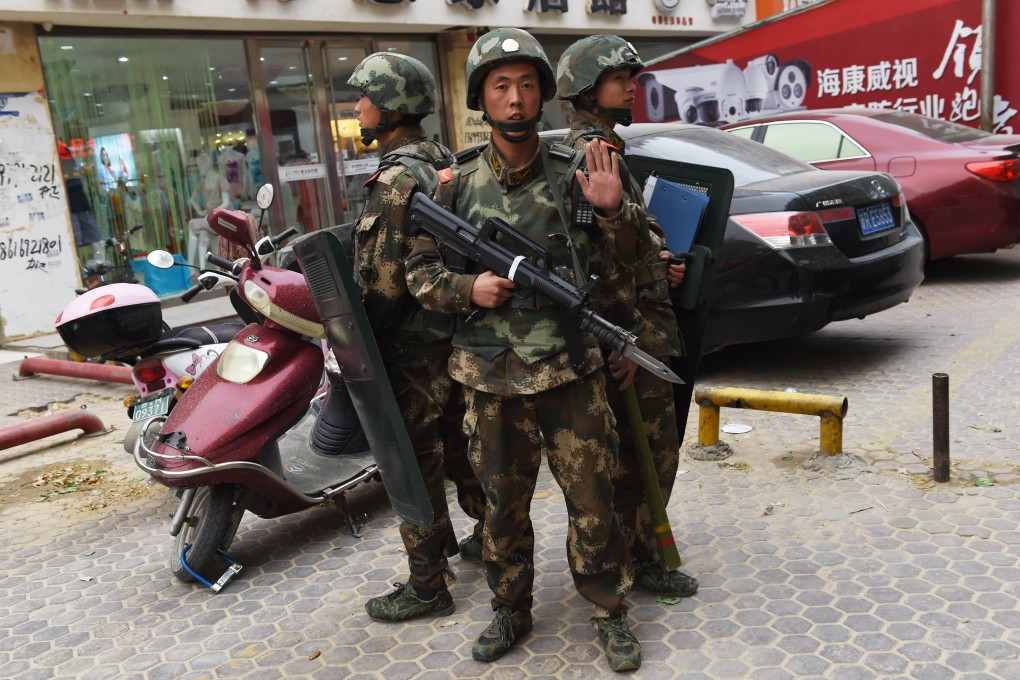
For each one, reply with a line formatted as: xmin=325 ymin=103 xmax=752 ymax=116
xmin=347 ymin=52 xmax=436 ymax=115
xmin=555 ymin=35 xmax=644 ymax=100
xmin=465 ymin=28 xmax=556 ymax=111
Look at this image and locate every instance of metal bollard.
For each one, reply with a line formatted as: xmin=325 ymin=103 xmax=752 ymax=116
xmin=695 ymin=386 xmax=848 ymax=455
xmin=16 ymin=356 xmax=133 ymax=384
xmin=932 ymin=373 xmax=950 ymax=483
xmin=0 ymin=410 xmax=108 ymax=451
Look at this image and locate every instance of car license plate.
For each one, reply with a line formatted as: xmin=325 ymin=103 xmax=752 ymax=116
xmin=132 ymin=391 xmax=172 ymax=422
xmin=857 ymin=202 xmax=896 ymax=235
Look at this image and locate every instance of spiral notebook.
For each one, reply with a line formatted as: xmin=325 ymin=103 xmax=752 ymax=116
xmin=643 ymin=175 xmax=709 ymax=254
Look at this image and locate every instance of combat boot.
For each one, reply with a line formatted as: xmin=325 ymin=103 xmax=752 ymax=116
xmin=364 ymin=581 xmax=454 ymax=622
xmin=471 ymin=605 xmax=533 ymax=661
xmin=634 ymin=561 xmax=699 ymax=597
xmin=458 ymin=534 xmax=483 ymax=564
xmin=594 ymin=614 xmax=641 ymax=672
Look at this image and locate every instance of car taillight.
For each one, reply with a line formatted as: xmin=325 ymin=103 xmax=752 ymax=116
xmin=731 ymin=211 xmax=833 ymax=249
xmin=966 ymin=159 xmax=1020 ymax=182
xmin=136 ymin=361 xmax=167 ymax=385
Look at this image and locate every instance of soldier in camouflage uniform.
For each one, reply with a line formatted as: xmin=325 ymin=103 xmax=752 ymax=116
xmin=347 ymin=52 xmax=486 ymax=623
xmin=406 ymin=28 xmax=646 ymax=672
xmin=557 ymin=35 xmax=699 ymax=600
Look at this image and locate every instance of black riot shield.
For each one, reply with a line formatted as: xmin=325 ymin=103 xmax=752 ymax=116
xmin=294 ymin=231 xmax=433 ymax=527
xmin=625 ymin=158 xmax=734 ymax=448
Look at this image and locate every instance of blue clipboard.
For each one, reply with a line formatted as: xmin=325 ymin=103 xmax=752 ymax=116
xmin=643 ymin=175 xmax=709 ymax=254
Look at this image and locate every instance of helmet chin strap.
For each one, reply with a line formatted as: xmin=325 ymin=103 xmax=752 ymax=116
xmin=576 ymin=100 xmax=634 ymax=127
xmin=483 ymin=111 xmax=542 ymax=144
xmin=360 ymin=114 xmax=414 ymax=146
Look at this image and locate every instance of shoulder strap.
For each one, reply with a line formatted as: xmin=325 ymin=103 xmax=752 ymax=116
xmin=546 ymin=143 xmax=585 ymax=202
xmin=538 ymin=143 xmax=585 ymax=284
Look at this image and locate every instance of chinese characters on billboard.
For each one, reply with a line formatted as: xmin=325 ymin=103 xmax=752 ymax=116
xmin=635 ymin=0 xmax=1017 ymax=134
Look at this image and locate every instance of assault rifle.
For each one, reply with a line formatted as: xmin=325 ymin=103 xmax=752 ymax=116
xmin=406 ymin=193 xmax=683 ymax=385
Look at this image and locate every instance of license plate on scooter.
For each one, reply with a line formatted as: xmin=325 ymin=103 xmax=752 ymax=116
xmin=133 ymin=389 xmax=173 ymax=422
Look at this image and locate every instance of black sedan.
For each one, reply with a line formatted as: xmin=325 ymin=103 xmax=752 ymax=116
xmin=547 ymin=123 xmax=925 ymax=353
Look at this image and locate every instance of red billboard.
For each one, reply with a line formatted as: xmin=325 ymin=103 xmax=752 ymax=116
xmin=634 ymin=0 xmax=1018 ymax=134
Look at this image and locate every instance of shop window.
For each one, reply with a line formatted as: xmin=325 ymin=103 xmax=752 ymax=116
xmin=40 ymin=36 xmax=256 ymax=280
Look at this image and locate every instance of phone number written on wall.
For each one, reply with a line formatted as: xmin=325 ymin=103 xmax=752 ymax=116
xmin=0 ymin=159 xmax=65 ymax=271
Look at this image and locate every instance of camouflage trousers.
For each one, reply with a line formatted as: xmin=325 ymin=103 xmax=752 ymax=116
xmin=440 ymin=382 xmax=485 ymax=541
xmin=605 ymin=364 xmax=680 ymax=566
xmin=463 ymin=372 xmax=633 ymax=617
xmin=390 ymin=353 xmax=483 ymax=591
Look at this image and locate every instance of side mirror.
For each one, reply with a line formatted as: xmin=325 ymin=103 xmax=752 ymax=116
xmin=256 ymin=184 xmax=275 ymax=210
xmin=146 ymin=250 xmax=177 ymax=270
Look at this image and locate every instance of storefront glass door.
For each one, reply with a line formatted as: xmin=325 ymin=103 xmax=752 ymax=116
xmin=324 ymin=44 xmax=374 ymax=222
xmin=251 ymin=38 xmax=447 ymax=236
xmin=252 ymin=43 xmax=333 ymax=237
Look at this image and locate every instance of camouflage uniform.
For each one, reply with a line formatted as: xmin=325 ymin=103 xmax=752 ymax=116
xmin=407 ymin=30 xmax=646 ymax=623
xmin=348 ymin=55 xmax=484 ymax=602
xmin=558 ymin=36 xmax=688 ymax=579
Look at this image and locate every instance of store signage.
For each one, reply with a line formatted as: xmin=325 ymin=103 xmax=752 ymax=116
xmin=339 ymin=158 xmax=380 ymax=176
xmin=448 ymin=0 xmax=499 ymax=8
xmin=707 ymin=0 xmax=747 ymax=19
xmin=278 ymin=164 xmax=326 ymax=182
xmin=525 ymin=0 xmax=568 ymax=12
xmin=587 ymin=0 xmax=627 ymax=15
xmin=651 ymin=14 xmax=694 ymax=25
xmin=635 ymin=0 xmax=1018 ymax=134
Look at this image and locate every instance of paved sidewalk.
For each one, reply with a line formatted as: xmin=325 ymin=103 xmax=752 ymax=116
xmin=1 ymin=252 xmax=1020 ymax=679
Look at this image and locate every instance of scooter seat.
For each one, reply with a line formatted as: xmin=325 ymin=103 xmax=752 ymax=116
xmin=83 ymin=259 xmax=114 ymax=275
xmin=168 ymin=321 xmax=246 ymax=345
xmin=139 ymin=321 xmax=246 ymax=358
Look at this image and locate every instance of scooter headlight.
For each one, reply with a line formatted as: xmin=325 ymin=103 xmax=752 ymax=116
xmin=216 ymin=340 xmax=270 ymax=384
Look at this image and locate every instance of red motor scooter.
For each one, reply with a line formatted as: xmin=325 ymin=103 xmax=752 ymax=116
xmin=132 ymin=185 xmax=430 ymax=591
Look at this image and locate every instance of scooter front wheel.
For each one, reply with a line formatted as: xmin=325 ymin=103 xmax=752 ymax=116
xmin=170 ymin=485 xmax=243 ymax=583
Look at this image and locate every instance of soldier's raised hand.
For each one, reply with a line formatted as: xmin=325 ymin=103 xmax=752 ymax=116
xmin=576 ymin=140 xmax=624 ymax=214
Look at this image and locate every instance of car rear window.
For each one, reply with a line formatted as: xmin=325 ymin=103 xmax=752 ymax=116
xmin=626 ymin=127 xmax=811 ymax=185
xmin=871 ymin=111 xmax=990 ymax=142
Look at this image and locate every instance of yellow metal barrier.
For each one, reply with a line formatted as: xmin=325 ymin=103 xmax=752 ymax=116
xmin=695 ymin=386 xmax=849 ymax=455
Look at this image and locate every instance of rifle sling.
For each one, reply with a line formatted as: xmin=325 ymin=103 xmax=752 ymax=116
xmin=540 ymin=145 xmax=587 ymax=375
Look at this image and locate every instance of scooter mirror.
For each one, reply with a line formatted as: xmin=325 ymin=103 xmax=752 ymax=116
xmin=256 ymin=184 xmax=275 ymax=210
xmin=146 ymin=250 xmax=177 ymax=270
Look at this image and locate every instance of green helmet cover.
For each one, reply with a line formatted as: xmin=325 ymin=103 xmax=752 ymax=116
xmin=347 ymin=52 xmax=436 ymax=115
xmin=465 ymin=27 xmax=556 ymax=111
xmin=555 ymin=35 xmax=645 ymax=101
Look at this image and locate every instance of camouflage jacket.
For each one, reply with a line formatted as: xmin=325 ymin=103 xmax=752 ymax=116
xmin=353 ymin=126 xmax=456 ymax=361
xmin=563 ymin=113 xmax=682 ymax=359
xmin=406 ymin=138 xmax=644 ymax=395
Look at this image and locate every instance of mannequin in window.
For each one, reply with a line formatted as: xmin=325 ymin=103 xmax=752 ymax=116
xmin=219 ymin=143 xmax=251 ymax=201
xmin=62 ymin=155 xmax=104 ymax=262
xmin=186 ymin=152 xmax=231 ymax=267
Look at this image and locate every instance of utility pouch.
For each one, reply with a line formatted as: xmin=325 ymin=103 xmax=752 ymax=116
xmin=635 ymin=260 xmax=670 ymax=302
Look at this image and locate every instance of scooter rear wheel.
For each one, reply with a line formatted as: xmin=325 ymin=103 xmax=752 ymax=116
xmin=170 ymin=485 xmax=242 ymax=582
